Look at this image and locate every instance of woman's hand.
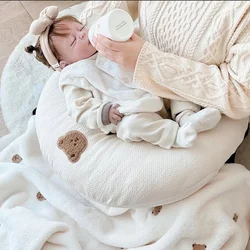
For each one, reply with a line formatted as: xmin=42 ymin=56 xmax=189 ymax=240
xmin=93 ymin=33 xmax=145 ymax=71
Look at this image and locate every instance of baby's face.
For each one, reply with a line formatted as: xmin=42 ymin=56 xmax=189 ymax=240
xmin=52 ymin=20 xmax=97 ymax=65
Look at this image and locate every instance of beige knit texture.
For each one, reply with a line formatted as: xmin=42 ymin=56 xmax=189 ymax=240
xmin=236 ymin=10 xmax=250 ymax=43
xmin=134 ymin=1 xmax=250 ymax=119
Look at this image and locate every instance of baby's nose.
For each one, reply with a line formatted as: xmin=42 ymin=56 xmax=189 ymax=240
xmin=79 ymin=30 xmax=85 ymax=39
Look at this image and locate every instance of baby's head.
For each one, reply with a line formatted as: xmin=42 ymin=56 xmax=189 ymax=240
xmin=25 ymin=6 xmax=97 ymax=71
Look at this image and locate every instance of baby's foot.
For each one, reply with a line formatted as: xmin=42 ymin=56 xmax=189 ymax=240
xmin=174 ymin=123 xmax=197 ymax=148
xmin=180 ymin=108 xmax=221 ymax=133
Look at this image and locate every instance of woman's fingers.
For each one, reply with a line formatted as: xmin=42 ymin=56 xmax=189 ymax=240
xmin=93 ymin=32 xmax=145 ymax=70
xmin=95 ymin=34 xmax=124 ymax=51
xmin=93 ymin=36 xmax=121 ymax=62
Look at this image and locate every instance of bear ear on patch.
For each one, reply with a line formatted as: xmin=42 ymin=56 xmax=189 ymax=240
xmin=57 ymin=138 xmax=64 ymax=148
xmin=233 ymin=213 xmax=238 ymax=222
xmin=192 ymin=244 xmax=207 ymax=250
xmin=70 ymin=153 xmax=79 ymax=163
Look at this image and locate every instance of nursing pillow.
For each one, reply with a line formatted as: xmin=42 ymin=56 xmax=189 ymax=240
xmin=36 ymin=72 xmax=248 ymax=208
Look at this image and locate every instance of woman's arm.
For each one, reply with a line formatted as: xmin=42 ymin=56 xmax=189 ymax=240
xmin=134 ymin=42 xmax=250 ymax=119
xmin=94 ymin=34 xmax=250 ymax=119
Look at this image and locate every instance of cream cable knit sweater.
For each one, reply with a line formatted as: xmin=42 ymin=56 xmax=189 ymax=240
xmin=80 ymin=1 xmax=250 ymax=119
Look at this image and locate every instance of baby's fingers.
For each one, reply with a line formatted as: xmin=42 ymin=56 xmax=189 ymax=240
xmin=112 ymin=103 xmax=120 ymax=109
xmin=114 ymin=109 xmax=124 ymax=118
xmin=112 ymin=114 xmax=122 ymax=122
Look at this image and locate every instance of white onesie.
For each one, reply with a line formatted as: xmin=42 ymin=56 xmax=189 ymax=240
xmin=59 ymin=53 xmax=220 ymax=149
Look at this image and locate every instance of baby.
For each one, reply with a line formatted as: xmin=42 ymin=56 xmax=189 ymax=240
xmin=26 ymin=6 xmax=221 ymax=149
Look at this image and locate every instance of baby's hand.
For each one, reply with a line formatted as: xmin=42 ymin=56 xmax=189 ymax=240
xmin=109 ymin=104 xmax=124 ymax=125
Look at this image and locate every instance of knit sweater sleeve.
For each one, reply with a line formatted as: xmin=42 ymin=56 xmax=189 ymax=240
xmin=133 ymin=41 xmax=250 ymax=119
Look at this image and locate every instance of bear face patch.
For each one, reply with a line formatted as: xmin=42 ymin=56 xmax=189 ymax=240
xmin=57 ymin=130 xmax=88 ymax=163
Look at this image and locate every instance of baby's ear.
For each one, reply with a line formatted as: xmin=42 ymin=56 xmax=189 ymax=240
xmin=59 ymin=61 xmax=68 ymax=69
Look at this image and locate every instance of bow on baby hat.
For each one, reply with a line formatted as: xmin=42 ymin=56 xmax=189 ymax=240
xmin=29 ymin=6 xmax=61 ymax=71
xmin=29 ymin=6 xmax=59 ymax=35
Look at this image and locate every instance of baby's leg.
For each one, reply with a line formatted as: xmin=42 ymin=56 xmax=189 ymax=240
xmin=116 ymin=113 xmax=197 ymax=149
xmin=171 ymin=100 xmax=221 ymax=133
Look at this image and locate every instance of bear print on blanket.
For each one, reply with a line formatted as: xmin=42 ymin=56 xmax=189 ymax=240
xmin=233 ymin=213 xmax=239 ymax=222
xmin=193 ymin=244 xmax=207 ymax=250
xmin=57 ymin=130 xmax=88 ymax=163
xmin=12 ymin=154 xmax=22 ymax=163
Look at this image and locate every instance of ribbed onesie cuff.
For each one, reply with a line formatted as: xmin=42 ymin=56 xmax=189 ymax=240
xmin=101 ymin=103 xmax=112 ymax=125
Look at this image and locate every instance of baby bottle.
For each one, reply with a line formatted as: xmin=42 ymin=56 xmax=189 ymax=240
xmin=88 ymin=9 xmax=134 ymax=47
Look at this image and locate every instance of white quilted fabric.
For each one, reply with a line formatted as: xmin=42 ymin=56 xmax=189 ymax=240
xmin=36 ymin=73 xmax=248 ymax=207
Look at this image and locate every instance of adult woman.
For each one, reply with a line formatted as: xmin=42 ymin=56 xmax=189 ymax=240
xmin=84 ymin=1 xmax=250 ymax=119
